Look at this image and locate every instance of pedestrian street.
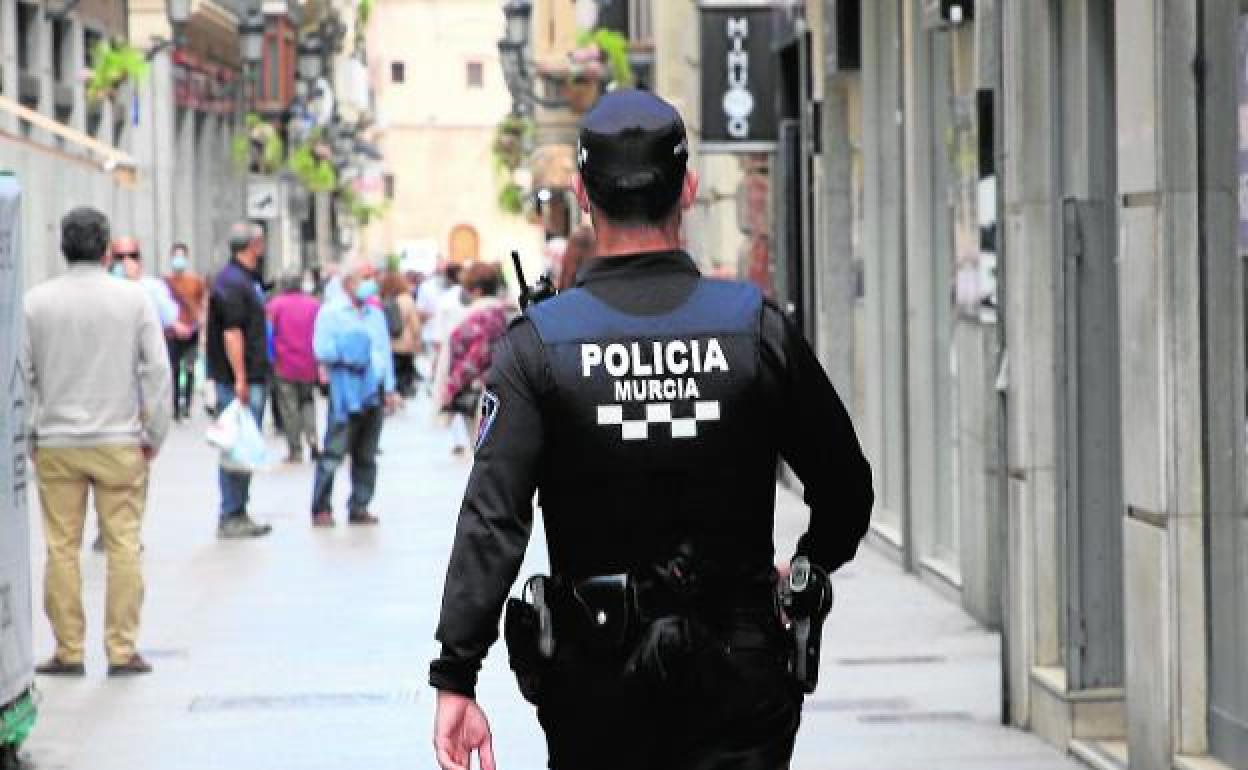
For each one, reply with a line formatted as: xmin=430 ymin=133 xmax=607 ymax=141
xmin=19 ymin=402 xmax=1082 ymax=770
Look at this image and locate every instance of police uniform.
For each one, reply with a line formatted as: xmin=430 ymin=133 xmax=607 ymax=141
xmin=430 ymin=90 xmax=874 ymax=770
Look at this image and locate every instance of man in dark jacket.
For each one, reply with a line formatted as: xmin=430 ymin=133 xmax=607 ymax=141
xmin=206 ymin=223 xmax=272 ymax=538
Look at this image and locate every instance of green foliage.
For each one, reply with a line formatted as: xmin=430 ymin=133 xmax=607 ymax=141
xmin=87 ymin=39 xmax=149 ymax=103
xmin=288 ymin=136 xmax=337 ymax=193
xmin=232 ymin=114 xmax=286 ymax=175
xmin=338 ymin=184 xmax=389 ymax=226
xmin=357 ymin=0 xmax=373 ymax=26
xmin=492 ymin=114 xmax=533 ymax=173
xmin=230 ymin=133 xmax=251 ymax=173
xmin=498 ymin=182 xmax=524 ymax=216
xmin=576 ymin=28 xmax=633 ymax=87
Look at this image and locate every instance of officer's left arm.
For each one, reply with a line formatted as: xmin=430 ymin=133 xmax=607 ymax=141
xmin=762 ymin=302 xmax=875 ymax=573
xmin=430 ymin=320 xmax=545 ymax=699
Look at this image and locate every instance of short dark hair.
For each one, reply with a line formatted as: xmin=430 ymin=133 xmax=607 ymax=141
xmin=445 ymin=263 xmax=464 ymax=285
xmin=586 ymin=184 xmax=678 ymax=227
xmin=61 ymin=207 xmax=110 ymax=264
xmin=171 ymin=242 xmax=188 ymax=254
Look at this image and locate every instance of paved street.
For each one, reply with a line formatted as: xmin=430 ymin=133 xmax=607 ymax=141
xmin=18 ymin=398 xmax=1083 ymax=770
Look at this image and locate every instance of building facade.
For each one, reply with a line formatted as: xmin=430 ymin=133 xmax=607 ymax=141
xmin=369 ymin=0 xmax=541 ymax=266
xmin=722 ymin=1 xmax=1248 ymax=768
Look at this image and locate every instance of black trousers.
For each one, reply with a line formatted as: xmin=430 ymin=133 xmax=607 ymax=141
xmin=167 ymin=333 xmax=198 ymax=415
xmin=534 ymin=618 xmax=802 ymax=770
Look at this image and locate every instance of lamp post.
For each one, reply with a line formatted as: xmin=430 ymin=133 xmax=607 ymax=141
xmin=297 ymin=36 xmax=324 ymax=83
xmin=502 ymin=0 xmax=531 ymax=46
xmin=167 ymin=0 xmax=190 ymax=48
xmin=239 ymin=8 xmax=265 ymax=111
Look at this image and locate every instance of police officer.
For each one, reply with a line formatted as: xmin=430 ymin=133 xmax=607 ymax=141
xmin=430 ymin=89 xmax=874 ymax=770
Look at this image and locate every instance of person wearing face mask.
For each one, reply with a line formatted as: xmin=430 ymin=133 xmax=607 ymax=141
xmin=205 ymin=223 xmax=274 ymax=538
xmin=308 ymin=261 xmax=402 ymax=527
xmin=163 ymin=243 xmax=206 ymax=421
xmin=266 ymin=272 xmax=322 ymax=463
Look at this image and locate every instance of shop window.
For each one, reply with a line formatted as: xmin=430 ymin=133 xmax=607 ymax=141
xmin=391 ymin=61 xmax=405 ymax=83
xmin=466 ymin=60 xmax=483 ymax=88
xmin=83 ymin=28 xmax=101 ymax=67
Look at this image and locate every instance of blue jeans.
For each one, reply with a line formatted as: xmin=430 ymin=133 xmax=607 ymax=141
xmin=216 ymin=381 xmax=267 ymax=519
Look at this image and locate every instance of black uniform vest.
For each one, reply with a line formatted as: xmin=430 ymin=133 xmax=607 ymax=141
xmin=527 ymin=278 xmax=779 ymax=581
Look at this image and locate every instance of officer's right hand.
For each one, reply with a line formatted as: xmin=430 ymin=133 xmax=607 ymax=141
xmin=433 ymin=690 xmax=496 ymax=770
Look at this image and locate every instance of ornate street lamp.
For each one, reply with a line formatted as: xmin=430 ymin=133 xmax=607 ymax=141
xmin=240 ymin=9 xmax=265 ymax=65
xmin=167 ymin=0 xmax=191 ymax=47
xmin=240 ymin=8 xmax=265 ymax=109
xmin=502 ymin=0 xmax=531 ymax=46
xmin=297 ymin=36 xmax=324 ymax=82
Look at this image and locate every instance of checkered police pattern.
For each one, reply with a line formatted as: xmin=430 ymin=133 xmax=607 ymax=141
xmin=595 ymin=401 xmax=721 ymax=441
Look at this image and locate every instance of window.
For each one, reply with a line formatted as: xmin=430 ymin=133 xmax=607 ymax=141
xmin=391 ymin=61 xmax=405 ymax=83
xmin=84 ymin=28 xmax=102 ymax=68
xmin=384 ymin=173 xmax=395 ymax=200
xmin=52 ymin=19 xmax=69 ymax=82
xmin=466 ymin=60 xmax=483 ymax=88
xmin=16 ymin=3 xmax=35 ymax=71
xmin=266 ymin=36 xmax=280 ymax=100
xmin=629 ymin=0 xmax=653 ymax=44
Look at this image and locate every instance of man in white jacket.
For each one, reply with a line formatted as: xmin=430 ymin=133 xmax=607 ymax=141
xmin=23 ymin=207 xmax=171 ymax=677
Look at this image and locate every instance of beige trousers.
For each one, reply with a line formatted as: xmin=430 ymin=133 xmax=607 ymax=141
xmin=35 ymin=445 xmax=148 ymax=665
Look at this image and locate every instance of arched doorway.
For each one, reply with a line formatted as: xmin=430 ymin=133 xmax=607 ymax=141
xmin=448 ymin=224 xmax=480 ymax=264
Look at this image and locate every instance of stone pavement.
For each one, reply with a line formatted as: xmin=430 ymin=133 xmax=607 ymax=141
xmin=17 ymin=398 xmax=1084 ymax=770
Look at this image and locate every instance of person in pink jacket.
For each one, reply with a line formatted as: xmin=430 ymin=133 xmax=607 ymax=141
xmin=267 ymin=273 xmax=322 ymax=463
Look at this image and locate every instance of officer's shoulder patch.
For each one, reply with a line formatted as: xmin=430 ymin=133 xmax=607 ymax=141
xmin=475 ymin=389 xmax=501 ymax=453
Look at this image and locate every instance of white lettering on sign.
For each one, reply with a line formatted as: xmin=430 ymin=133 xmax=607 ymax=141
xmin=723 ymin=16 xmax=755 ymax=139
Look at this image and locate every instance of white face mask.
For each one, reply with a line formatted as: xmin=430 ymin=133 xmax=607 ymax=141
xmin=302 ymin=280 xmax=316 ymax=294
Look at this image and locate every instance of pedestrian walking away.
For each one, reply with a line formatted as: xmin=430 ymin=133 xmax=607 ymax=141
xmin=267 ymin=272 xmax=322 ymax=463
xmin=309 ymin=261 xmax=401 ymax=527
xmin=22 ymin=207 xmax=172 ymax=678
xmin=381 ymin=269 xmax=422 ymax=398
xmin=431 ymin=262 xmax=510 ymax=456
xmin=164 ymin=242 xmax=207 ymax=421
xmin=205 ymin=223 xmax=273 ymax=538
xmin=429 ymin=89 xmax=875 ymax=770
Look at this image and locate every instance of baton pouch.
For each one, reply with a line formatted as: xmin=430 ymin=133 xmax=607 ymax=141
xmin=504 ymin=575 xmax=554 ymax=704
xmin=568 ymin=574 xmax=635 ymax=652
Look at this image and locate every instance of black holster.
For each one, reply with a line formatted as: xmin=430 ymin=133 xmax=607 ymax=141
xmin=777 ymin=557 xmax=835 ymax=693
xmin=504 ymin=575 xmax=555 ymax=704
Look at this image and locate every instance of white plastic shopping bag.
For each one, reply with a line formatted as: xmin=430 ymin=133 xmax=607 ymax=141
xmin=206 ymin=400 xmax=277 ymax=472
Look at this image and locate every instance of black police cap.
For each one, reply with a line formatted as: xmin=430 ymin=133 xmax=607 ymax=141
xmin=576 ymin=89 xmax=689 ymax=203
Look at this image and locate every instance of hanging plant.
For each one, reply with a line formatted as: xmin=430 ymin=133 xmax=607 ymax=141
xmin=492 ymin=114 xmax=533 ymax=173
xmin=231 ymin=114 xmax=286 ymax=175
xmin=357 ymin=0 xmax=374 ymax=26
xmin=86 ymin=39 xmax=149 ymax=103
xmin=288 ymin=136 xmax=338 ymax=193
xmin=498 ymin=182 xmax=524 ymax=216
xmin=575 ymin=28 xmax=633 ymax=88
xmin=338 ymin=184 xmax=390 ymax=226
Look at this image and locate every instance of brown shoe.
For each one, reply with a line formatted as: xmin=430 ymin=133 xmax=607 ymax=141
xmin=348 ymin=511 xmax=379 ymax=526
xmin=35 ymin=656 xmax=85 ymax=677
xmin=311 ymin=512 xmax=335 ymax=528
xmin=107 ymin=654 xmax=152 ymax=677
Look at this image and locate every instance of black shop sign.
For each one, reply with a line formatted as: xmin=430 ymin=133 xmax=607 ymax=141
xmin=699 ymin=2 xmax=777 ymax=153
